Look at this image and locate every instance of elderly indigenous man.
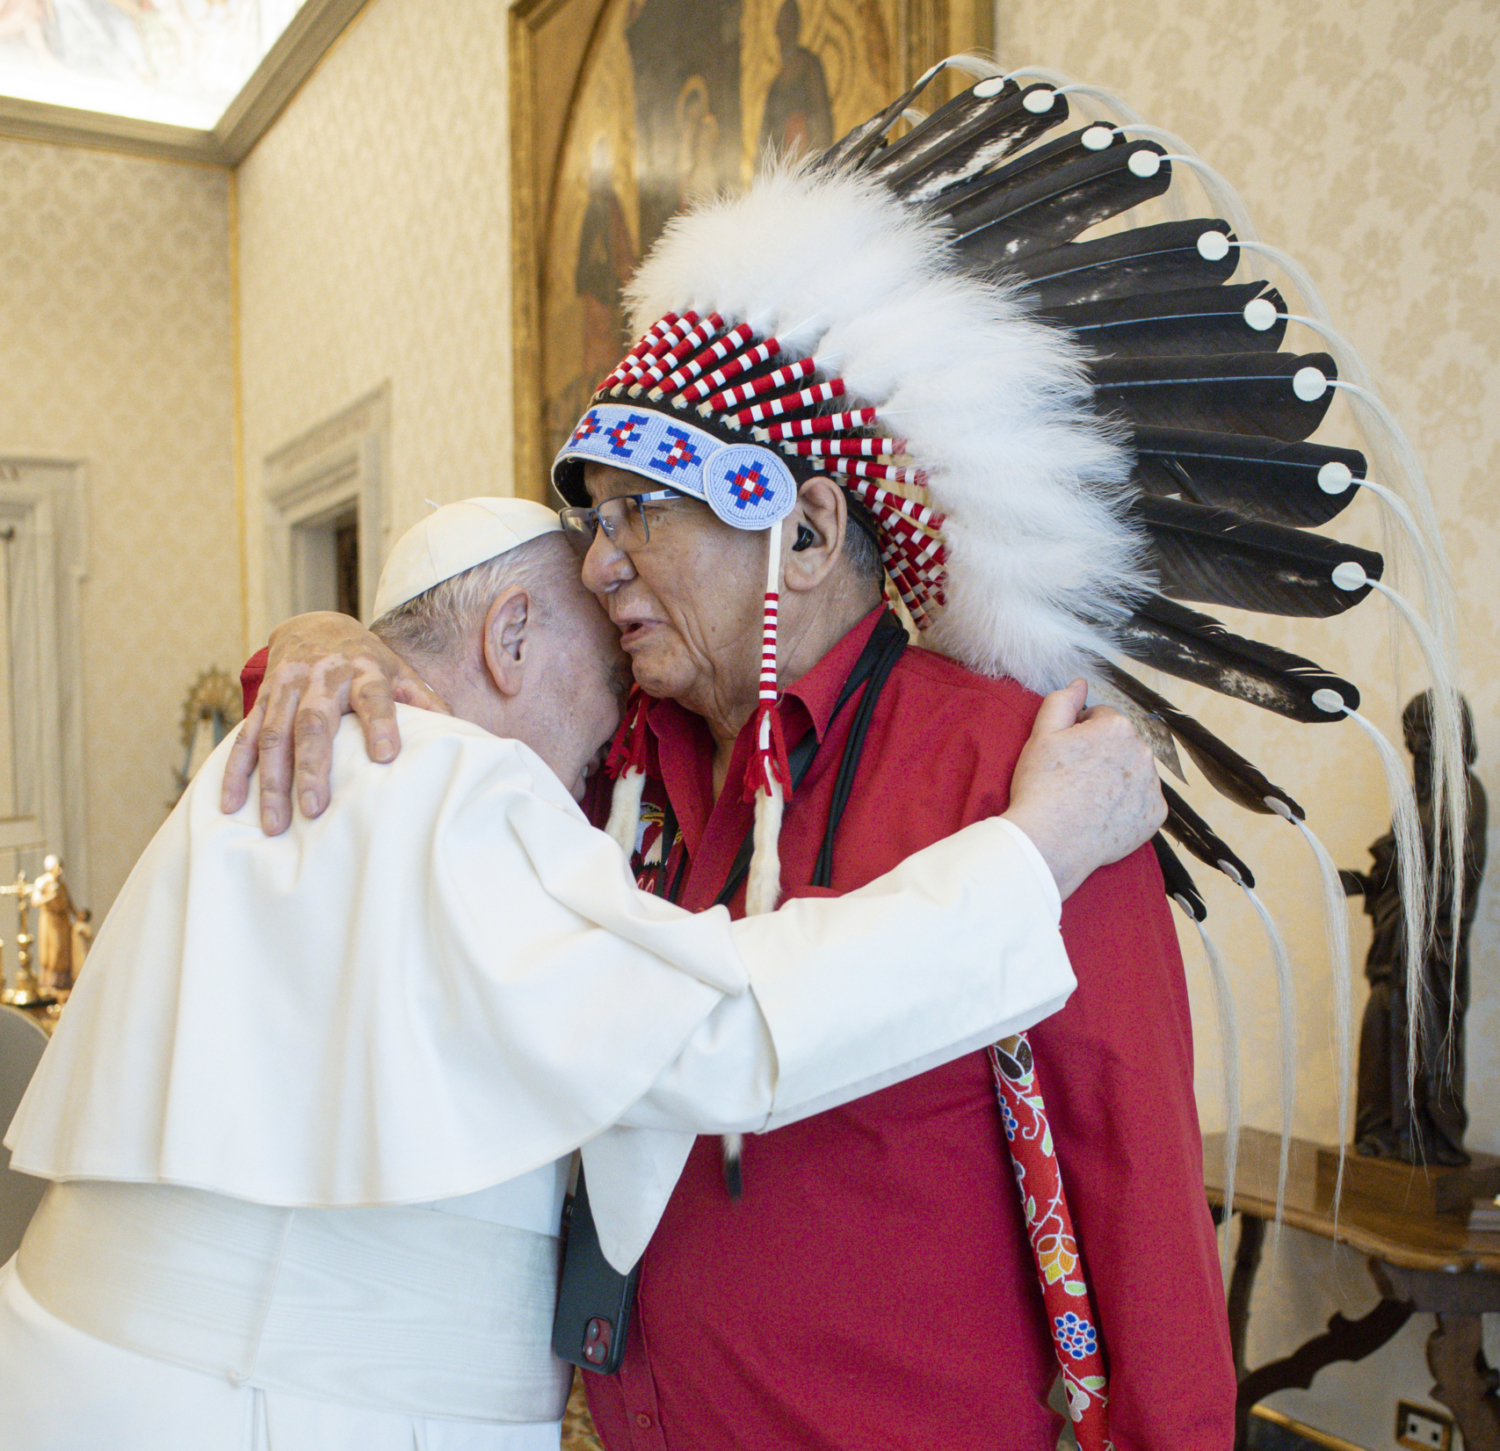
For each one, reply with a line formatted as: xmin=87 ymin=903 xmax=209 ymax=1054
xmin=250 ymin=188 xmax=1237 ymax=1451
xmin=239 ymin=490 xmax=1215 ymax=1445
xmin=0 ymin=498 xmax=1159 ymax=1451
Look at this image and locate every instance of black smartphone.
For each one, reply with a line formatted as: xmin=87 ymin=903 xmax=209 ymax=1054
xmin=552 ymin=1168 xmax=640 ymax=1375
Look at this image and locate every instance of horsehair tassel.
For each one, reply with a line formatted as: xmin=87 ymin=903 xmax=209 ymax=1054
xmin=725 ymin=517 xmax=789 ymax=1199
xmin=603 ymin=688 xmax=650 ymax=860
xmin=1334 ymin=703 xmax=1428 ymax=1118
xmin=1238 ymin=879 xmax=1296 ymax=1249
xmin=1278 ymin=807 xmax=1353 ymax=1225
xmin=988 ymin=1035 xmax=1115 ymax=1451
xmin=1187 ymin=911 xmax=1240 ymax=1277
xmin=721 ymin=1132 xmax=745 ymax=1199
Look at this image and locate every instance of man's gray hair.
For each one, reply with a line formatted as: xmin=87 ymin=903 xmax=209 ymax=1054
xmin=370 ymin=533 xmax=561 ymax=663
xmin=843 ymin=499 xmax=884 ymax=584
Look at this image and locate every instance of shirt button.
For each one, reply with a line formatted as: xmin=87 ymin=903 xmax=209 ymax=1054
xmin=635 ymin=1411 xmax=653 ymax=1429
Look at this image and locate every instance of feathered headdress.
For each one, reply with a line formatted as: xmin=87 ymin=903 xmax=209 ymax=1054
xmin=553 ymin=59 xmax=1465 ymax=1235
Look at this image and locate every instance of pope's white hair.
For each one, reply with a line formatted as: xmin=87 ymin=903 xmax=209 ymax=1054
xmin=628 ymin=163 xmax=1150 ymax=690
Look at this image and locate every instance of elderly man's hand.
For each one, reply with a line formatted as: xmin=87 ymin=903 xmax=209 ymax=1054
xmin=220 ymin=612 xmax=448 ymax=835
xmin=1003 ymin=680 xmax=1167 ymax=902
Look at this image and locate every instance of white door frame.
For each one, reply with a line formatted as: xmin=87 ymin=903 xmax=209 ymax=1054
xmin=263 ymin=386 xmax=389 ymax=624
xmin=0 ymin=457 xmax=90 ymax=900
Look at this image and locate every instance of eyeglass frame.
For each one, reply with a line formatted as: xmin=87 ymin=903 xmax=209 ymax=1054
xmin=558 ymin=489 xmax=696 ymax=555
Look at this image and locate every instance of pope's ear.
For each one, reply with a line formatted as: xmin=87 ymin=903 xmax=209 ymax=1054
xmin=482 ymin=587 xmax=530 ymax=698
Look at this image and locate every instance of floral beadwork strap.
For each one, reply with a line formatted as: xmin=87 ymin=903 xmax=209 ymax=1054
xmin=989 ymin=1034 xmax=1115 ymax=1451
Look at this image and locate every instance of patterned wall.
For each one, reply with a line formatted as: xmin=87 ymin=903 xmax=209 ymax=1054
xmin=994 ymin=0 xmax=1499 ymax=1439
xmin=233 ymin=0 xmax=1496 ymax=1438
xmin=0 ymin=138 xmax=239 ymax=917
xmin=234 ymin=0 xmax=515 ymax=647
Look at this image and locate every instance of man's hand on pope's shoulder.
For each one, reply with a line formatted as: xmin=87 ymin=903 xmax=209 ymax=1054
xmin=1002 ymin=680 xmax=1167 ymax=902
xmin=220 ymin=612 xmax=448 ymax=835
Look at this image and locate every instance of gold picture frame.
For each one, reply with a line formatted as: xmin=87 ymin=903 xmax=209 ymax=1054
xmin=508 ymin=0 xmax=994 ymax=502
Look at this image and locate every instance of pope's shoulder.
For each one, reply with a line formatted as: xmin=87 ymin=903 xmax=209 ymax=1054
xmin=190 ymin=706 xmax=578 ymax=822
xmin=336 ymin=705 xmax=575 ymax=803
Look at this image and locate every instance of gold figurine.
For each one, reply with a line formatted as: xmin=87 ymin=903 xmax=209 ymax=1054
xmin=0 ymin=859 xmax=90 ymax=1013
xmin=32 ymin=855 xmax=81 ymax=1000
xmin=0 ymin=867 xmax=49 ymax=1008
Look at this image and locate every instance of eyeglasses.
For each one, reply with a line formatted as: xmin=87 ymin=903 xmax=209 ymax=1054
xmin=559 ymin=490 xmax=692 ymax=556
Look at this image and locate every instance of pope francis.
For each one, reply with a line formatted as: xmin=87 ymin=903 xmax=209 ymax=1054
xmin=0 ymin=498 xmax=1161 ymax=1451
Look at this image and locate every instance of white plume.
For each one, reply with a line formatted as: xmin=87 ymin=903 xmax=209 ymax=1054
xmin=627 ymin=163 xmax=1149 ymax=691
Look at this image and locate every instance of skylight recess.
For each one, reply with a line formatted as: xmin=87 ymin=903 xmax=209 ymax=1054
xmin=0 ymin=0 xmax=311 ymax=131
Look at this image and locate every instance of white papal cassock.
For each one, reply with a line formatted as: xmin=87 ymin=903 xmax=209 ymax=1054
xmin=0 ymin=706 xmax=1073 ymax=1450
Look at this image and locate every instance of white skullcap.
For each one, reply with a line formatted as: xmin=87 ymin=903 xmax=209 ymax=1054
xmin=373 ymin=497 xmax=562 ymax=618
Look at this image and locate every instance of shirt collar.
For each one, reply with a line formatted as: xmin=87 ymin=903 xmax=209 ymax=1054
xmin=641 ymin=604 xmax=887 ymax=756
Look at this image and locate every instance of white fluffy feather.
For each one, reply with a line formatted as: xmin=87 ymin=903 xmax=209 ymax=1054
xmin=627 ymin=164 xmax=1149 ymax=690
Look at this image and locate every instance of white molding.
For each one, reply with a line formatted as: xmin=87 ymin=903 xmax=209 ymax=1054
xmin=263 ymin=386 xmax=389 ymax=625
xmin=0 ymin=457 xmax=90 ymax=903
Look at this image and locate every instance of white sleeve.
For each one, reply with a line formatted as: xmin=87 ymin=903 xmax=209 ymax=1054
xmin=617 ymin=816 xmax=1073 ymax=1133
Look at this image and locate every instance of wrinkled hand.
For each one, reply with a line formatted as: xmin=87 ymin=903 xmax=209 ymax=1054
xmin=1003 ymin=679 xmax=1167 ymax=902
xmin=220 ymin=612 xmax=448 ymax=835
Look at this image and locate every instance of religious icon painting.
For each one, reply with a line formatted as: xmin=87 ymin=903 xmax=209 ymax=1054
xmin=508 ymin=0 xmax=992 ymax=500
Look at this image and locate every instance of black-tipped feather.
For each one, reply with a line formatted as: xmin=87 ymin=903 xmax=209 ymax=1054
xmin=870 ymin=83 xmax=1067 ymax=199
xmin=1008 ymin=220 xmax=1240 ymax=308
xmin=1154 ymin=833 xmax=1207 ymax=920
xmin=1092 ymin=351 xmax=1338 ymax=441
xmin=1046 ymin=283 xmax=1287 ymax=359
xmin=1102 ymin=663 xmax=1305 ymax=818
xmin=1161 ymin=782 xmax=1256 ymax=887
xmin=1131 ymin=427 xmax=1368 ymax=528
xmin=939 ymin=125 xmax=1123 ymax=227
xmin=1134 ymin=495 xmax=1383 ymax=617
xmin=814 ymin=62 xmax=949 ymax=174
xmin=1117 ymin=594 xmax=1362 ymax=722
xmin=947 ymin=140 xmax=1172 ymax=263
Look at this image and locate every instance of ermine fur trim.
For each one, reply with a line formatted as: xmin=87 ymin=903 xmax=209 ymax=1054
xmin=745 ymin=779 xmax=785 ymax=917
xmin=606 ymin=768 xmax=646 ymax=859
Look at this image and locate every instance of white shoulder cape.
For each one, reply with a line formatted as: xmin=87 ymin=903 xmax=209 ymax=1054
xmin=8 ymin=708 xmax=1073 ymax=1268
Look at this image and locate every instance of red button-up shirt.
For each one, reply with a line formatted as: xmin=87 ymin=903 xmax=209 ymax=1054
xmin=242 ymin=615 xmax=1234 ymax=1448
xmin=584 ymin=608 xmax=1234 ymax=1451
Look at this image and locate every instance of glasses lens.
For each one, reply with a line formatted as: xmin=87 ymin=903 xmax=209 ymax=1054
xmin=558 ymin=508 xmax=598 ymax=558
xmin=599 ymin=496 xmax=652 ymax=549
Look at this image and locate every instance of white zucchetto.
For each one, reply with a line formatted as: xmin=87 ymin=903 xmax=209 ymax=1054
xmin=373 ymin=498 xmax=562 ymax=618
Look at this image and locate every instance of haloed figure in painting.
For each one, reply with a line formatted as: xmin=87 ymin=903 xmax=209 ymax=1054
xmin=758 ymin=0 xmax=832 ymax=156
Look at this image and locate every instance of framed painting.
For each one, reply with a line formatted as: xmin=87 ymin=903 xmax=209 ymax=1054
xmin=508 ymin=0 xmax=994 ymax=501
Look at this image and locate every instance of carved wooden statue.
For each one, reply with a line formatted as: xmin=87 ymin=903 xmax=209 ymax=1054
xmin=1341 ymin=692 xmax=1487 ymax=1165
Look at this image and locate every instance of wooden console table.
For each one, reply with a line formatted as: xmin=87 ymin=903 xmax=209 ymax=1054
xmin=1205 ymin=1129 xmax=1500 ymax=1451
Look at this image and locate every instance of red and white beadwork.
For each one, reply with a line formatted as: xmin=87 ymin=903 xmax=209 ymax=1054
xmin=575 ymin=311 xmax=950 ymax=627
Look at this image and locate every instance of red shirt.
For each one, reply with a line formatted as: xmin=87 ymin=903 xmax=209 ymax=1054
xmin=585 ymin=609 xmax=1234 ymax=1451
xmin=242 ymin=619 xmax=1234 ymax=1448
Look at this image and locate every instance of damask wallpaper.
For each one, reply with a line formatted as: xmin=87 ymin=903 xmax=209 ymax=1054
xmin=995 ymin=0 xmax=1499 ymax=1439
xmin=234 ymin=0 xmax=516 ymax=646
xmin=226 ymin=0 xmax=1497 ymax=1440
xmin=0 ymin=138 xmax=238 ymax=918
